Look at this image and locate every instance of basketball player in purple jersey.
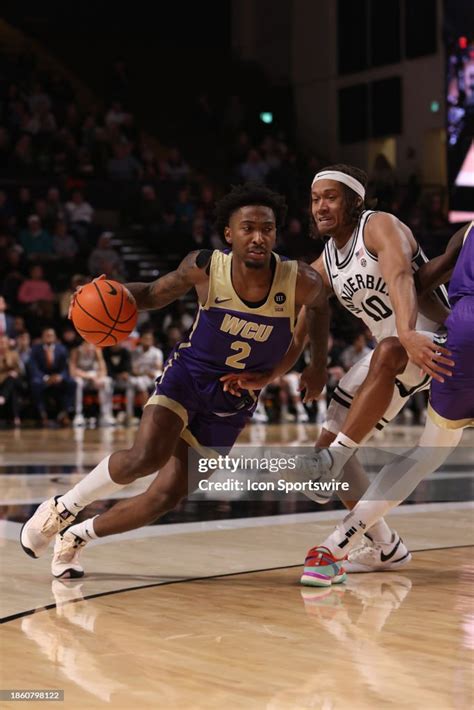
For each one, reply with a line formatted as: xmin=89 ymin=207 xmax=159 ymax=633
xmin=305 ymin=221 xmax=473 ymax=584
xmin=20 ymin=183 xmax=328 ymax=578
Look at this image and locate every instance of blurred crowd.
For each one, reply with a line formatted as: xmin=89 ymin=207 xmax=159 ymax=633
xmin=0 ymin=49 xmax=447 ymax=428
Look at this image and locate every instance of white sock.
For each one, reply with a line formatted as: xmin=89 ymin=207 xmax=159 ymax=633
xmin=322 ymin=502 xmax=390 ymax=558
xmin=67 ymin=516 xmax=99 ymax=542
xmin=58 ymin=455 xmax=126 ymax=513
xmin=328 ymin=433 xmax=359 ymax=474
xmin=366 ymin=518 xmax=393 ymax=543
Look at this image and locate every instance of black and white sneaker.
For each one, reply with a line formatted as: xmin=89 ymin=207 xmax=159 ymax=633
xmin=344 ymin=532 xmax=412 ymax=573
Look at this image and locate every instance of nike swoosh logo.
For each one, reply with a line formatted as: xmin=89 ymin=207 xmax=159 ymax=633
xmin=106 ymin=283 xmax=118 ymax=296
xmin=380 ymin=537 xmax=401 ymax=562
xmin=215 ymin=297 xmax=231 ymax=304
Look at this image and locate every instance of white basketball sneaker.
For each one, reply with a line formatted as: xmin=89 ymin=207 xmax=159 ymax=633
xmin=20 ymin=497 xmax=77 ymax=558
xmin=344 ymin=532 xmax=412 ymax=573
xmin=52 ymin=530 xmax=87 ymax=579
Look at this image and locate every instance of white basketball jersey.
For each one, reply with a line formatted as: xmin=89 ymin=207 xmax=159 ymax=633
xmin=323 ymin=211 xmax=449 ymax=342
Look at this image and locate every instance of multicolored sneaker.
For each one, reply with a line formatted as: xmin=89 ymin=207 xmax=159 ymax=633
xmin=300 ymin=546 xmax=347 ymax=587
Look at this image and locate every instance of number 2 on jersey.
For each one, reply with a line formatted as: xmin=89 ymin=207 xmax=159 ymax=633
xmin=225 ymin=341 xmax=251 ymax=369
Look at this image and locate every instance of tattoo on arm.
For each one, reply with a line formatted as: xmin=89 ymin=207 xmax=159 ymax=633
xmin=126 ymin=250 xmax=209 ymax=311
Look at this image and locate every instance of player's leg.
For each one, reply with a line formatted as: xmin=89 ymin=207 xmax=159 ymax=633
xmin=52 ymin=406 xmax=251 ymax=578
xmin=73 ymin=377 xmax=85 ymax=426
xmin=20 ymin=403 xmax=184 ymax=558
xmin=97 ymin=375 xmax=115 ymax=426
xmin=316 ymin=415 xmax=463 ymax=573
xmin=51 ymin=438 xmax=192 ymax=578
xmin=306 ymin=303 xmax=473 ymax=579
xmin=286 ymin=372 xmax=309 ymax=422
xmin=321 ymin=338 xmax=408 ymax=478
xmin=336 ymin=337 xmax=408 ymax=443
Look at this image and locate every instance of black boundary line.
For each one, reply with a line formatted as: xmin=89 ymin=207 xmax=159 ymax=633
xmin=2 ymin=543 xmax=473 ymax=625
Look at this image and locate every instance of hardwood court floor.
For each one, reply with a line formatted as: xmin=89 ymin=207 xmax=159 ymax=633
xmin=1 ymin=425 xmax=473 ymax=708
xmin=1 ymin=548 xmax=473 ymax=709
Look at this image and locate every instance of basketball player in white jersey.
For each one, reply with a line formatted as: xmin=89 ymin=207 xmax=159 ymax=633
xmin=300 ymin=221 xmax=472 ymax=584
xmin=223 ymin=164 xmax=453 ymax=581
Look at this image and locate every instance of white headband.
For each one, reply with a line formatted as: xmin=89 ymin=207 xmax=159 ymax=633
xmin=312 ymin=170 xmax=365 ymax=199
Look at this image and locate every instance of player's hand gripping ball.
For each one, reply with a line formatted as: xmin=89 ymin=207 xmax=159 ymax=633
xmin=69 ymin=275 xmax=137 ymax=346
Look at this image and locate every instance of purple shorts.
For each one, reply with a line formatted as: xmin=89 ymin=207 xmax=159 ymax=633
xmin=429 ymin=296 xmax=474 ymax=428
xmin=148 ymin=350 xmax=256 ymax=454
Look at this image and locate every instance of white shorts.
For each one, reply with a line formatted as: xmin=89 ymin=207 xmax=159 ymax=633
xmin=324 ymin=346 xmax=432 ymax=442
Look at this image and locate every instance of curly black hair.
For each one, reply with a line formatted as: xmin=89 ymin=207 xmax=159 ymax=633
xmin=215 ymin=182 xmax=288 ymax=238
xmin=309 ymin=163 xmax=377 ymax=239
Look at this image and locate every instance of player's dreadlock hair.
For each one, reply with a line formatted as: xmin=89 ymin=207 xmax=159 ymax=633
xmin=309 ymin=164 xmax=377 ymax=240
xmin=215 ymin=182 xmax=288 ymax=238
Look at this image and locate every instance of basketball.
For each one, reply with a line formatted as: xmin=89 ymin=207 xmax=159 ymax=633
xmin=70 ymin=279 xmax=137 ymax=346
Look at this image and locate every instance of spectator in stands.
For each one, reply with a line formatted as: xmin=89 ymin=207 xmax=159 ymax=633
xmin=60 ymin=323 xmax=82 ymax=352
xmin=239 ymin=149 xmax=269 ymax=184
xmin=20 ymin=215 xmax=54 ymax=261
xmin=2 ymin=250 xmax=25 ymax=310
xmin=69 ymin=341 xmax=114 ymax=427
xmin=103 ymin=343 xmax=135 ymax=424
xmin=0 ymin=190 xmax=14 ymax=231
xmin=107 ymin=143 xmax=142 ymax=182
xmin=0 ymin=334 xmax=21 ymax=427
xmin=197 ymin=185 xmax=216 ymax=223
xmin=0 ymin=296 xmax=16 ymax=339
xmin=161 ymin=302 xmax=194 ymax=333
xmin=28 ymin=81 xmax=51 ymax=114
xmin=130 ymin=330 xmax=163 ymax=408
xmin=45 ymin=186 xmax=65 ymax=225
xmin=174 ymin=187 xmax=195 ymax=230
xmin=105 ymin=101 xmax=129 ymax=128
xmin=26 ymin=98 xmax=57 ymax=135
xmin=165 ymin=147 xmax=190 ymax=183
xmin=279 ymin=358 xmax=310 ymax=423
xmin=340 ymin=332 xmax=372 ymax=371
xmin=9 ymin=134 xmax=34 ymax=177
xmin=88 ymin=232 xmax=126 ymax=280
xmin=17 ymin=264 xmax=55 ymax=314
xmin=136 ymin=185 xmax=162 ymax=229
xmin=65 ymin=189 xmax=94 ymax=229
xmin=16 ymin=331 xmax=32 ymax=372
xmin=13 ymin=315 xmax=27 ymax=338
xmin=28 ymin=327 xmax=75 ymax=426
xmin=16 ymin=186 xmax=34 ymax=228
xmin=53 ymin=218 xmax=78 ymax=263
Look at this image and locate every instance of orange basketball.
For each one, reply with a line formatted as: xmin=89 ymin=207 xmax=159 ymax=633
xmin=71 ymin=279 xmax=137 ymax=346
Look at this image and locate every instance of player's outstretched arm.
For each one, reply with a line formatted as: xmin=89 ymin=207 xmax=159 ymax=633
xmin=366 ymin=213 xmax=454 ymax=382
xmin=125 ymin=250 xmax=211 ymax=311
xmin=415 ymin=223 xmax=467 ymax=295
